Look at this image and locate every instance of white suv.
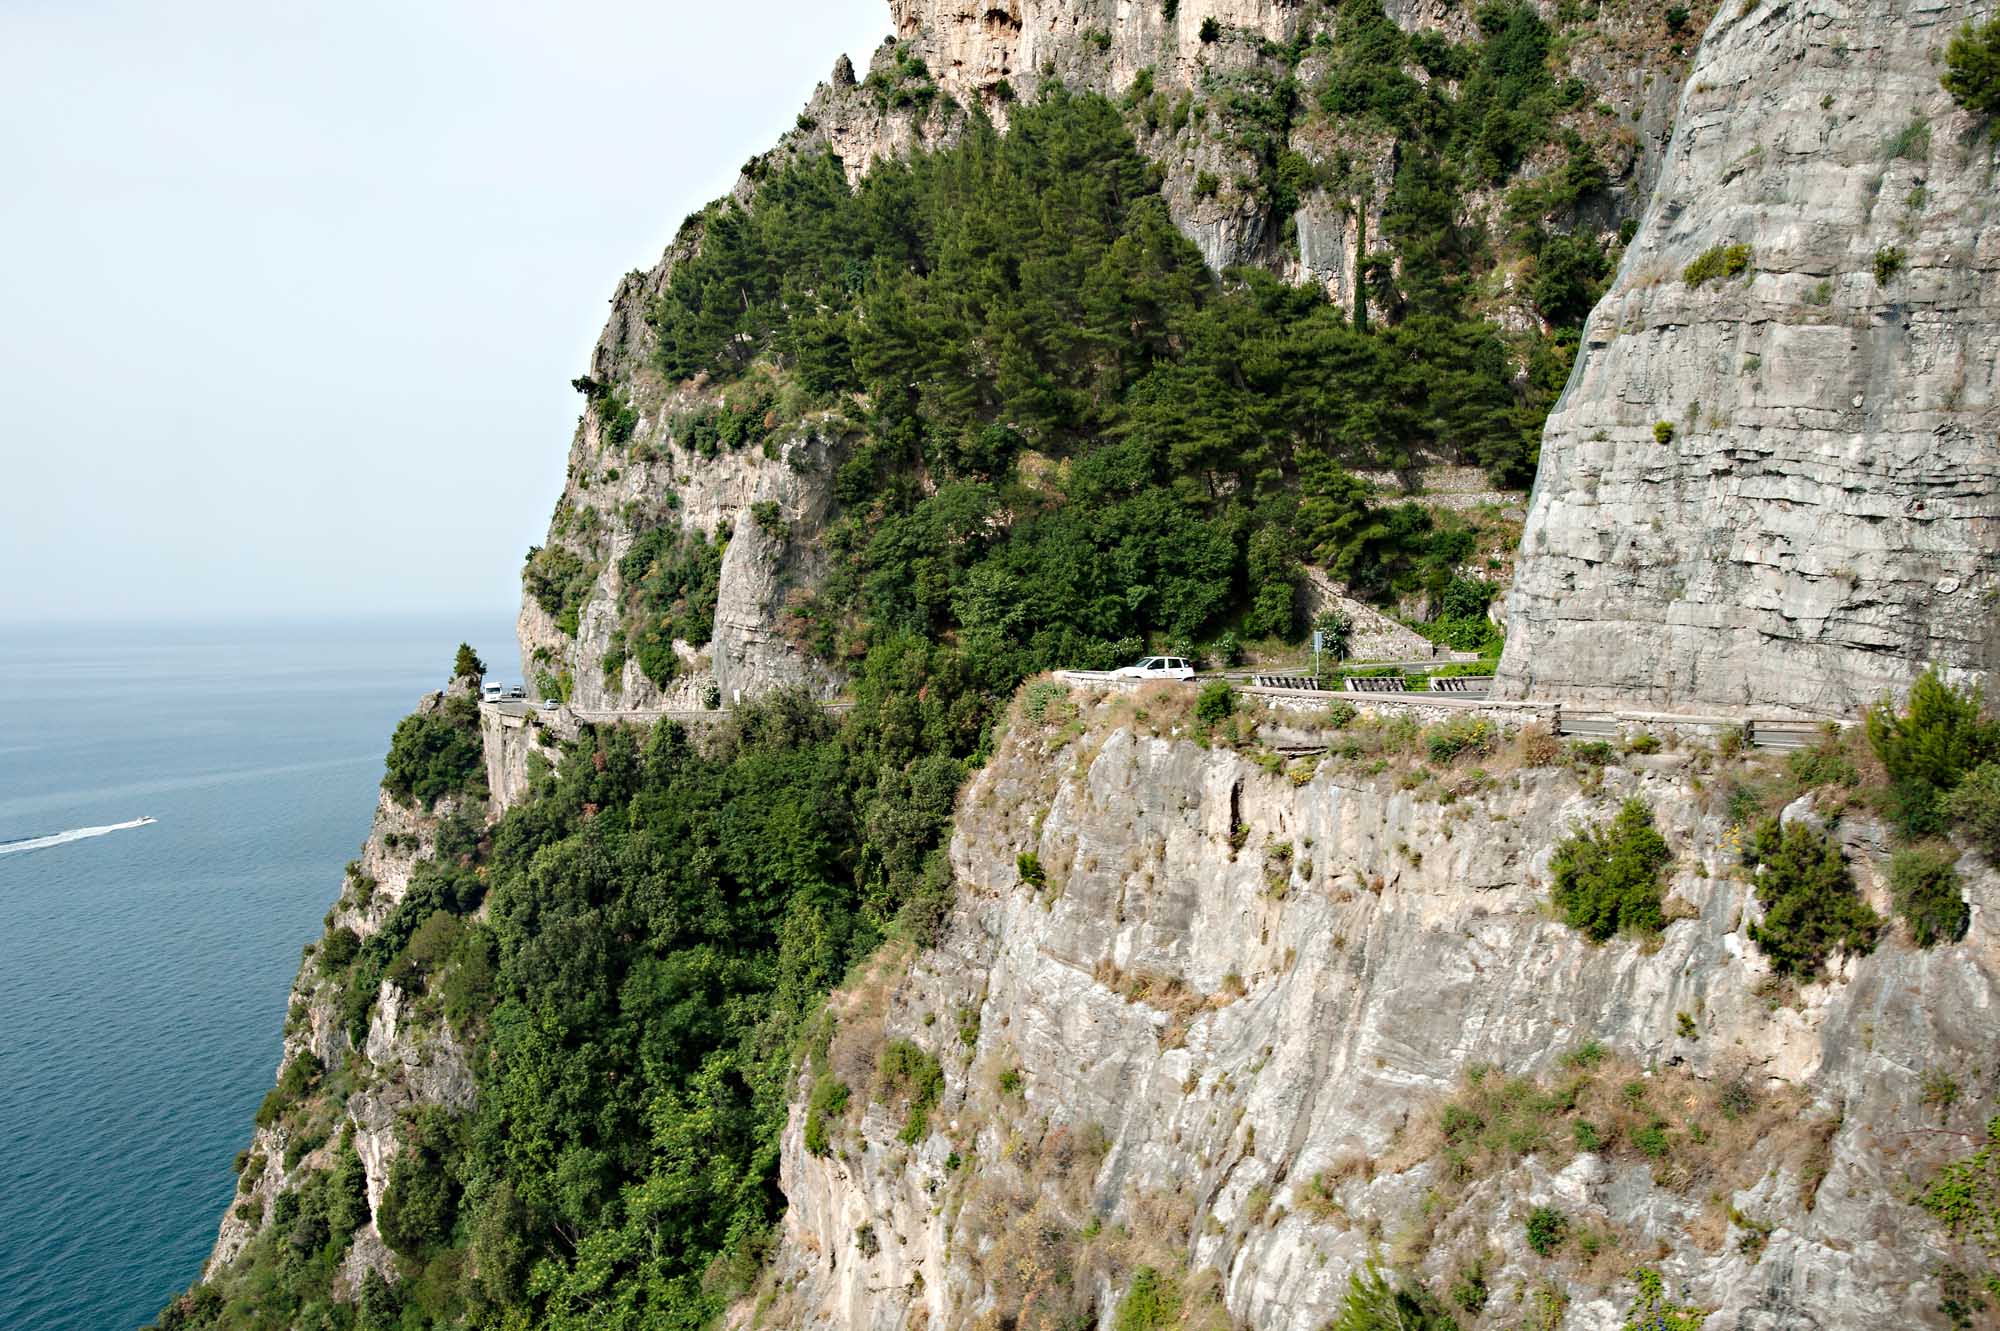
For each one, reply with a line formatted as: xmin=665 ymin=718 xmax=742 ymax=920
xmin=1112 ymin=656 xmax=1195 ymax=681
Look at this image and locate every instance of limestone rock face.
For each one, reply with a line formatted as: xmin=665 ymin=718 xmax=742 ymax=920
xmin=764 ymin=689 xmax=1998 ymax=1330
xmin=203 ymin=689 xmax=484 ymax=1283
xmin=1496 ymin=0 xmax=2000 ymax=717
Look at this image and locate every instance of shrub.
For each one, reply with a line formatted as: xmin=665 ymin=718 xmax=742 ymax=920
xmin=1889 ymin=846 xmax=1969 ymax=946
xmin=1866 ymin=667 xmax=2000 ymax=835
xmin=1199 ymin=16 xmax=1221 ymax=42
xmin=1549 ymin=798 xmax=1673 ymax=941
xmin=453 ymin=642 xmax=485 ymax=679
xmin=1313 ymin=609 xmax=1354 ymax=658
xmin=1941 ymin=17 xmax=2000 ymax=117
xmin=1115 ymin=1266 xmax=1180 ymax=1331
xmin=877 ymin=1040 xmax=944 ymax=1143
xmin=1330 ymin=1264 xmax=1460 ymax=1331
xmin=1194 ymin=169 xmax=1221 ymax=198
xmin=377 ymin=1120 xmax=459 ymax=1256
xmin=1567 ymin=739 xmax=1616 ymax=767
xmin=1917 ymin=1115 xmax=2000 ymax=1247
xmin=1944 ymin=761 xmax=2000 ymax=859
xmin=1426 ymin=717 xmax=1496 ymax=764
xmin=319 ymin=926 xmax=360 ymax=974
xmin=1195 ymin=681 xmax=1236 ymax=723
xmin=382 ymin=694 xmax=488 ymax=809
xmin=1744 ymin=817 xmax=1882 ymax=977
xmin=1654 ymin=420 xmax=1675 ymax=445
xmin=521 ymin=543 xmax=596 ymax=636
xmin=1682 ymin=243 xmax=1751 ymax=287
xmin=1021 ymin=680 xmax=1073 ymax=724
xmin=1787 ymin=734 xmax=1858 ymax=789
xmin=1872 ymin=245 xmax=1906 ymax=284
xmin=1525 ymin=1205 xmax=1568 ymax=1255
xmin=803 ymin=1073 xmax=850 ymax=1156
xmin=1017 ymin=851 xmax=1046 ymax=887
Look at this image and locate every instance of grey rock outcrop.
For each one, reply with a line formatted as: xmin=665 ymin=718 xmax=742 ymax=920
xmin=1497 ymin=0 xmax=2000 ymax=717
xmin=763 ymin=686 xmax=1997 ymax=1329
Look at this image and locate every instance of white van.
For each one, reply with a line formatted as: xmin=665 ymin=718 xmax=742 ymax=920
xmin=481 ymin=683 xmax=506 ymax=703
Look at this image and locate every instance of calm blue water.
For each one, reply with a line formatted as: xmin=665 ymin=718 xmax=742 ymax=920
xmin=0 ymin=618 xmax=521 ymax=1331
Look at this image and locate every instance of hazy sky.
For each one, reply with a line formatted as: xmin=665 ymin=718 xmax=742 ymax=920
xmin=0 ymin=0 xmax=888 ymax=625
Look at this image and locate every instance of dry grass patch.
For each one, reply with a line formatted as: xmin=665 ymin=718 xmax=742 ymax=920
xmin=1382 ymin=1046 xmax=1830 ymax=1252
xmin=1092 ymin=958 xmax=1237 ymax=1048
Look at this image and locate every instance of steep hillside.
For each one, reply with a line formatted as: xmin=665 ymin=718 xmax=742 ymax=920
xmin=1496 ymin=0 xmax=2000 ymax=717
xmin=760 ymin=682 xmax=1999 ymax=1330
xmin=520 ymin=0 xmax=1713 ymax=714
xmin=166 ymin=3 xmax=2000 ymax=1330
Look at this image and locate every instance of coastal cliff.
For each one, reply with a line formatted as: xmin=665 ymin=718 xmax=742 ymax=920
xmin=761 ymin=684 xmax=1998 ymax=1329
xmin=176 ymin=2 xmax=2000 ymax=1329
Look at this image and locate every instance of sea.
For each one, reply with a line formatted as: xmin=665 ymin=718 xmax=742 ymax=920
xmin=0 ymin=617 xmax=521 ymax=1331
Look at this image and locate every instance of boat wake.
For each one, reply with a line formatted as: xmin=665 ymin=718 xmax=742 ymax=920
xmin=0 ymin=816 xmax=157 ymax=857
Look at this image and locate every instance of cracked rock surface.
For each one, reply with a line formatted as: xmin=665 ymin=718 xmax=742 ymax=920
xmin=1497 ymin=0 xmax=2000 ymax=717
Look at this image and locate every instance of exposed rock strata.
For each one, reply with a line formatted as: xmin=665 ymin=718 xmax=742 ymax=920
xmin=1497 ymin=0 xmax=2000 ymax=716
xmin=765 ymin=688 xmax=1998 ymax=1330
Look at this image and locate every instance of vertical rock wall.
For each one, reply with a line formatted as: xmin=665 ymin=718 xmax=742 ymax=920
xmin=1497 ymin=0 xmax=2000 ymax=717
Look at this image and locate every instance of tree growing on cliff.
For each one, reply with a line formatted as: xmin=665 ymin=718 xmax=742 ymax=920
xmin=1549 ymin=798 xmax=1673 ymax=941
xmin=1743 ymin=817 xmax=1881 ymax=978
xmin=452 ymin=642 xmax=485 ymax=680
xmin=381 ymin=693 xmax=487 ymax=809
xmin=1942 ymin=17 xmax=2000 ymax=119
xmin=1865 ymin=666 xmax=2000 ymax=836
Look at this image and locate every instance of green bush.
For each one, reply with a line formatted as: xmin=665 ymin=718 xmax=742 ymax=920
xmin=1549 ymin=798 xmax=1673 ymax=941
xmin=453 ymin=642 xmax=485 ymax=679
xmin=1872 ymin=245 xmax=1906 ymax=284
xmin=1114 ymin=1267 xmax=1180 ymax=1331
xmin=803 ymin=1073 xmax=850 ymax=1156
xmin=1889 ymin=846 xmax=1969 ymax=947
xmin=1654 ymin=420 xmax=1675 ymax=445
xmin=1942 ymin=17 xmax=2000 ymax=116
xmin=1524 ymin=1204 xmax=1567 ymax=1255
xmin=877 ymin=1040 xmax=945 ymax=1143
xmin=1682 ymin=243 xmax=1751 ymax=287
xmin=1195 ymin=681 xmax=1236 ymax=723
xmin=1199 ymin=16 xmax=1221 ymax=41
xmin=1787 ymin=734 xmax=1858 ymax=789
xmin=318 ymin=926 xmax=359 ymax=974
xmin=1426 ymin=716 xmax=1495 ymax=764
xmin=521 ymin=544 xmax=596 ymax=637
xmin=1866 ymin=667 xmax=2000 ymax=835
xmin=381 ymin=693 xmax=488 ymax=809
xmin=376 ymin=1116 xmax=460 ymax=1256
xmin=1744 ymin=817 xmax=1882 ymax=977
xmin=1944 ymin=761 xmax=2000 ymax=860
xmin=1330 ymin=1264 xmax=1461 ymax=1331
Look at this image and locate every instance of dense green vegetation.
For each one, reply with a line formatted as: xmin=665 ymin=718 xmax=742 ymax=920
xmin=1743 ymin=817 xmax=1881 ymax=979
xmin=644 ymin=61 xmax=1592 ymax=674
xmin=168 ymin=664 xmax=985 ymax=1331
xmin=1548 ymin=798 xmax=1673 ymax=941
xmin=1889 ymin=846 xmax=1970 ymax=948
xmin=1866 ymin=667 xmax=2000 ymax=837
xmin=381 ymin=691 xmax=487 ymax=810
xmin=1942 ymin=16 xmax=2000 ymax=118
xmin=1329 ymin=1265 xmax=1460 ymax=1330
xmin=616 ymin=522 xmax=727 ymax=687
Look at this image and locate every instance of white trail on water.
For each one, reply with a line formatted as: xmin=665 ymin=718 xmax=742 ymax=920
xmin=0 ymin=817 xmax=156 ymax=857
